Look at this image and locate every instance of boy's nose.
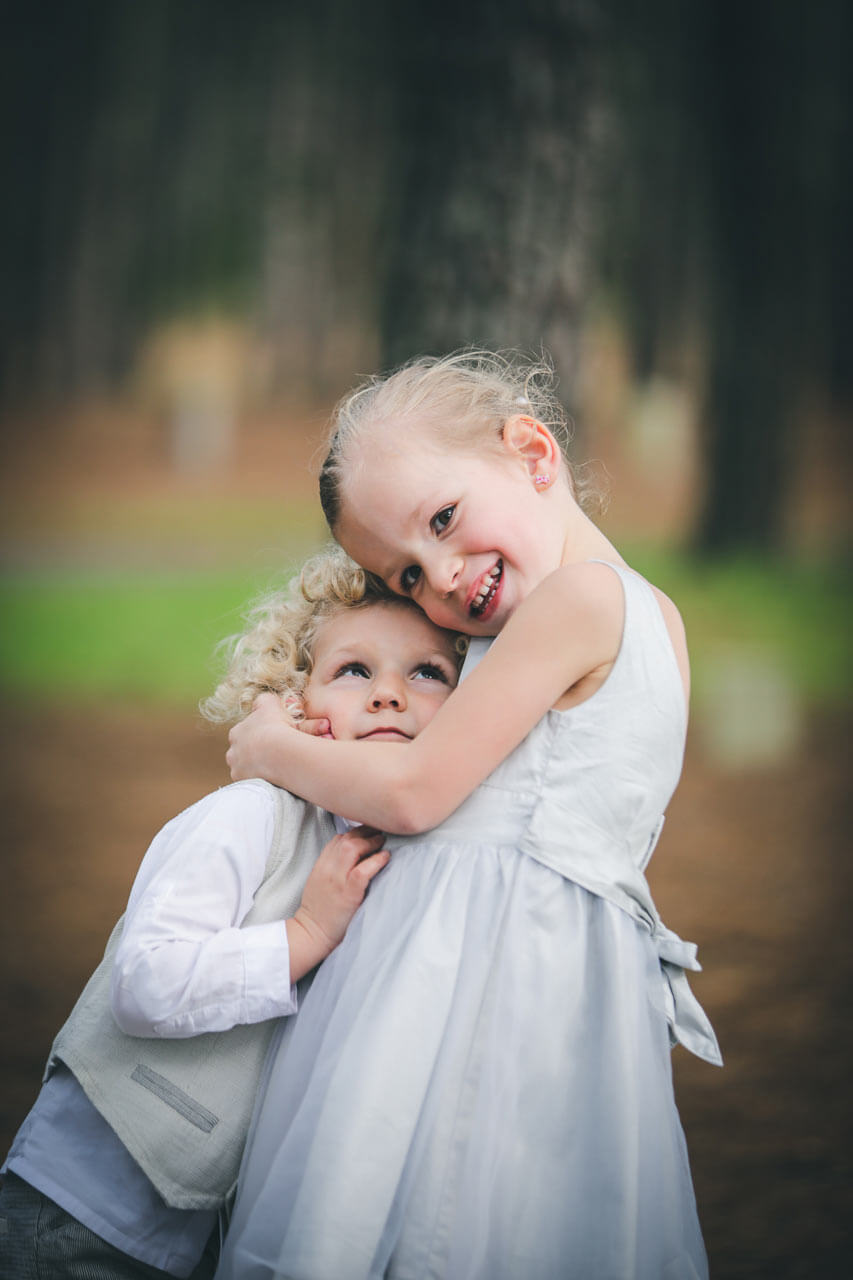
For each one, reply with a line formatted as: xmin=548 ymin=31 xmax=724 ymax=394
xmin=369 ymin=679 xmax=407 ymax=711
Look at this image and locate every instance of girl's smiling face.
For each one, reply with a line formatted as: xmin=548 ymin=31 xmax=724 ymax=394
xmin=302 ymin=601 xmax=459 ymax=741
xmin=335 ymin=433 xmax=568 ymax=636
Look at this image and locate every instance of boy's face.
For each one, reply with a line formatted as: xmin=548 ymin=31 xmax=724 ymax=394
xmin=303 ymin=602 xmax=459 ymax=742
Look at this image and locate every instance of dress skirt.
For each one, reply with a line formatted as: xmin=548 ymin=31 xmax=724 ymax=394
xmin=216 ymin=838 xmax=708 ymax=1280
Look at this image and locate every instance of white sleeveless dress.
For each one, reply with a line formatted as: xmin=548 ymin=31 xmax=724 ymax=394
xmin=216 ymin=564 xmax=721 ymax=1280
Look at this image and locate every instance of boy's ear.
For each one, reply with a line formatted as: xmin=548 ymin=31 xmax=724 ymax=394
xmin=501 ymin=415 xmax=560 ymax=480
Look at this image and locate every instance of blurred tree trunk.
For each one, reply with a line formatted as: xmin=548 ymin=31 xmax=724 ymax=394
xmin=693 ymin=0 xmax=851 ymax=554
xmin=254 ymin=0 xmax=389 ymax=398
xmin=376 ymin=0 xmax=604 ymax=410
xmin=5 ymin=0 xmax=849 ymax=558
xmin=599 ymin=0 xmax=851 ymax=555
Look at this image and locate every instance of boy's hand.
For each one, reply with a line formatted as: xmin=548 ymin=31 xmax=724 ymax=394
xmin=287 ymin=826 xmax=389 ymax=980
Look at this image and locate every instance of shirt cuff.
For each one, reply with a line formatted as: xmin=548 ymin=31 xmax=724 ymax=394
xmin=239 ymin=921 xmax=299 ymax=1021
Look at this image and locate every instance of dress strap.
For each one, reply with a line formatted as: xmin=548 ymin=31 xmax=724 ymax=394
xmin=585 ymin=558 xmax=688 ymax=728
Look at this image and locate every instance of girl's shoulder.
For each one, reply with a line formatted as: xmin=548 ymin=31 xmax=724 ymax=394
xmin=529 ymin=561 xmax=689 ymax=705
xmin=547 ymin=557 xmax=626 ymax=597
xmin=505 ymin=562 xmax=627 ymax=699
xmin=645 ymin=580 xmax=690 ymax=702
xmin=533 ymin=559 xmax=627 ymax=634
xmin=549 ymin=561 xmax=690 ymax=705
xmin=543 ymin=560 xmax=684 ymax=635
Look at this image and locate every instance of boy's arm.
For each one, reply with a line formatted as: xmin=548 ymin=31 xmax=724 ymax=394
xmin=285 ymin=826 xmax=388 ymax=979
xmin=110 ymin=782 xmax=386 ymax=1038
xmin=226 ymin=562 xmax=626 ymax=833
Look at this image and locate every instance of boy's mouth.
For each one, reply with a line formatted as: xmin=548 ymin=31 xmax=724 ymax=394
xmin=358 ymin=728 xmax=413 ymax=742
xmin=469 ymin=559 xmax=503 ymax=617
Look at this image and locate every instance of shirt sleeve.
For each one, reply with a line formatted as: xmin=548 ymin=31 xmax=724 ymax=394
xmin=111 ymin=780 xmax=300 ymax=1038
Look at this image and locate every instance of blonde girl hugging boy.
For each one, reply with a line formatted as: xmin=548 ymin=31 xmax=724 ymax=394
xmin=218 ymin=352 xmax=722 ymax=1280
xmin=0 ymin=548 xmax=464 ymax=1280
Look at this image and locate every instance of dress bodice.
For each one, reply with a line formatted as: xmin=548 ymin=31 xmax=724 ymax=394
xmin=401 ymin=563 xmax=684 ymax=896
xmin=387 ymin=561 xmax=721 ymax=1066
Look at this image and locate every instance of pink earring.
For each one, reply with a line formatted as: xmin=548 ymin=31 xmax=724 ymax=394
xmin=534 ymin=474 xmax=549 ymax=488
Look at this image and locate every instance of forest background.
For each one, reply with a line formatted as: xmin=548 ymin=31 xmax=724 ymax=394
xmin=0 ymin=3 xmax=850 ymax=1278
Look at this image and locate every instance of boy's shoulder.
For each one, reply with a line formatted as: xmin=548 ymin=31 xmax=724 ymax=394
xmin=163 ymin=778 xmax=321 ymax=839
xmin=212 ymin=778 xmax=322 ymax=822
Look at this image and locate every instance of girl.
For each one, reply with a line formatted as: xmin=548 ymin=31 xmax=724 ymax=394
xmin=219 ymin=352 xmax=722 ymax=1280
xmin=0 ymin=548 xmax=464 ymax=1280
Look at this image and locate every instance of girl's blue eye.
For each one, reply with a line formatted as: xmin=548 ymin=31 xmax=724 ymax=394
xmin=400 ymin=565 xmax=421 ymax=592
xmin=413 ymin=663 xmax=449 ymax=683
xmin=431 ymin=505 xmax=455 ymax=534
xmin=335 ymin=662 xmax=370 ymax=679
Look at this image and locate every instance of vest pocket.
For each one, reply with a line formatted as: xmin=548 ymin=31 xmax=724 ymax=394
xmin=131 ymin=1063 xmax=220 ymax=1132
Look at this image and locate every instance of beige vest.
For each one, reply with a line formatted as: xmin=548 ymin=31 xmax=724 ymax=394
xmin=48 ymin=782 xmax=336 ymax=1211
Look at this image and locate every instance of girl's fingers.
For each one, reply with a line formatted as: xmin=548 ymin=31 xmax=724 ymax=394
xmin=247 ymin=691 xmax=292 ymax=725
xmin=298 ymin=717 xmax=332 ymax=737
xmin=252 ymin=691 xmax=282 ymax=712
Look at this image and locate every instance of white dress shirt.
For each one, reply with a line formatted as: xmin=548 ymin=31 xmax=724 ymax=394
xmin=112 ymin=779 xmax=298 ymax=1036
xmin=5 ymin=780 xmax=303 ymax=1277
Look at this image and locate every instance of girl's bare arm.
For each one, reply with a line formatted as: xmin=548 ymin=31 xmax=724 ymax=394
xmin=227 ymin=562 xmax=625 ymax=833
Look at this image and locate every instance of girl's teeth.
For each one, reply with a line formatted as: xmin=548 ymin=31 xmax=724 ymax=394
xmin=474 ymin=573 xmax=494 ymax=603
xmin=472 ymin=563 xmax=502 ymax=613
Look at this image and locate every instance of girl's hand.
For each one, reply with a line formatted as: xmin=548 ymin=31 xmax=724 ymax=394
xmin=297 ymin=717 xmax=333 ymax=738
xmin=283 ymin=693 xmax=332 ymax=739
xmin=227 ymin=693 xmax=292 ymax=780
xmin=287 ymin=826 xmax=389 ymax=978
xmin=227 ymin=693 xmax=329 ymax=779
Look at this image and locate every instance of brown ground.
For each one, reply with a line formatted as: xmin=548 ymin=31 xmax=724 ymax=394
xmin=1 ymin=701 xmax=850 ymax=1280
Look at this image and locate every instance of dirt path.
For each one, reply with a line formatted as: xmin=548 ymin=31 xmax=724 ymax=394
xmin=1 ymin=702 xmax=849 ymax=1278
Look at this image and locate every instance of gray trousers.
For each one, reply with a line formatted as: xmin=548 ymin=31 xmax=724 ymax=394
xmin=0 ymin=1173 xmax=219 ymax=1280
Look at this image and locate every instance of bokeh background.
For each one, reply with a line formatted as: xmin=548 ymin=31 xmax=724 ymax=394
xmin=1 ymin=3 xmax=850 ymax=1277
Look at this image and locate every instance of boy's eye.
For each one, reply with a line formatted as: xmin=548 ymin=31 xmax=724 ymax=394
xmin=431 ymin=505 xmax=455 ymax=534
xmin=412 ymin=663 xmax=450 ymax=683
xmin=335 ymin=662 xmax=370 ymax=679
xmin=400 ymin=565 xmax=421 ymax=592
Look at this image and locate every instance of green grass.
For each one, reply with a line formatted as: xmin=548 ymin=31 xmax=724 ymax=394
xmin=0 ymin=551 xmax=849 ymax=709
xmin=0 ymin=566 xmax=308 ymax=708
xmin=627 ymin=549 xmax=850 ymax=704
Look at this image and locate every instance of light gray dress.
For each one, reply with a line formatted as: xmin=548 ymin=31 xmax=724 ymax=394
xmin=216 ymin=563 xmax=721 ymax=1280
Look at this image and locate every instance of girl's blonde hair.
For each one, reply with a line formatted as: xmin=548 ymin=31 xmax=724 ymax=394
xmin=201 ymin=545 xmax=466 ymax=725
xmin=319 ymin=349 xmax=594 ymax=530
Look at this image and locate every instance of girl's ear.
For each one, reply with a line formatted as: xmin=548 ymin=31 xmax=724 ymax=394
xmin=501 ymin=415 xmax=560 ymax=486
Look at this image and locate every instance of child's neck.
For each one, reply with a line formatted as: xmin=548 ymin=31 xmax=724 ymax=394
xmin=559 ymin=504 xmax=624 ymax=569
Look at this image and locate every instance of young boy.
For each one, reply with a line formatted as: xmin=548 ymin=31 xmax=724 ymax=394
xmin=0 ymin=547 xmax=464 ymax=1279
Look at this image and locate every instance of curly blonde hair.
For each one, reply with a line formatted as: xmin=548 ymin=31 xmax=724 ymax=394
xmin=319 ymin=349 xmax=597 ymax=531
xmin=201 ymin=545 xmax=466 ymax=725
